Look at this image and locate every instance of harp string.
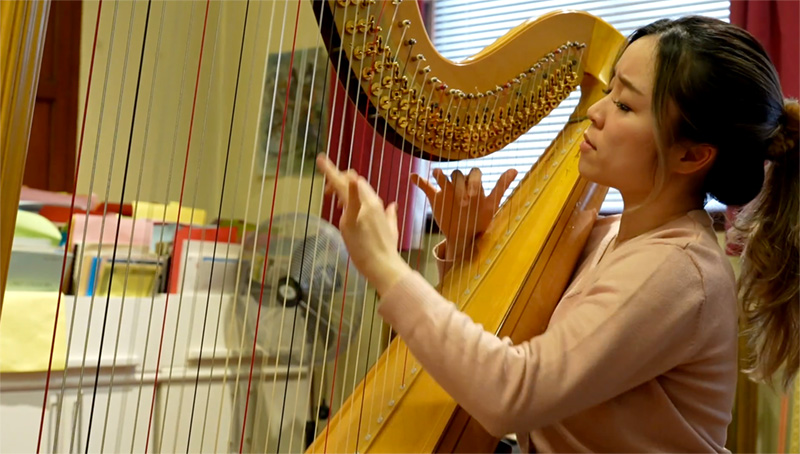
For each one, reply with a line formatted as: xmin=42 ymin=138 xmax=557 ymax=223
xmin=466 ymin=87 xmax=502 ymax=309
xmin=273 ymin=20 xmax=316 ymax=454
xmin=395 ymin=45 xmax=425 ymax=397
xmin=257 ymin=33 xmax=314 ymax=443
xmin=328 ymin=45 xmax=356 ymax=454
xmin=240 ymin=1 xmax=302 ymax=452
xmin=316 ymin=1 xmax=357 ymax=451
xmin=183 ymin=1 xmax=250 ymax=452
xmin=59 ymin=1 xmax=129 ymax=451
xmin=243 ymin=0 xmax=294 ymax=447
xmin=241 ymin=10 xmax=293 ymax=447
xmin=228 ymin=1 xmax=301 ymax=451
xmin=209 ymin=0 xmax=267 ymax=449
xmin=454 ymin=89 xmax=493 ymax=307
xmin=361 ymin=1 xmax=408 ymax=436
xmin=225 ymin=0 xmax=280 ymax=450
xmin=321 ymin=6 xmax=369 ymax=434
xmin=130 ymin=1 xmax=199 ymax=450
xmin=127 ymin=1 xmax=181 ymax=451
xmin=453 ymin=91 xmax=494 ymax=306
xmin=400 ymin=79 xmax=439 ymax=390
xmin=333 ymin=5 xmax=375 ymax=430
xmin=376 ymin=13 xmax=415 ymax=418
xmin=86 ymin=2 xmax=154 ymax=451
xmin=145 ymin=0 xmax=212 ymax=450
xmin=284 ymin=19 xmax=328 ymax=451
xmin=272 ymin=122 xmax=309 ymax=452
xmin=36 ymin=0 xmax=104 ymax=451
xmin=99 ymin=0 xmax=167 ymax=451
xmin=157 ymin=3 xmax=224 ymax=451
xmin=278 ymin=4 xmax=343 ymax=449
xmin=343 ymin=0 xmax=390 ymax=447
xmin=159 ymin=2 xmax=222 ymax=451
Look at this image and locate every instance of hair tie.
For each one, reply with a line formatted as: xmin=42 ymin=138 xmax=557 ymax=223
xmin=766 ymin=99 xmax=799 ymax=162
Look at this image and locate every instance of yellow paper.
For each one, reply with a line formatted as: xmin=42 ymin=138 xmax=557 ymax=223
xmin=0 ymin=291 xmax=66 ymax=372
xmin=133 ymin=201 xmax=206 ymax=225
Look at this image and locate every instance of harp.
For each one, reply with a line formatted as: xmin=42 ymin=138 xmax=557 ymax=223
xmin=0 ymin=1 xmax=623 ymax=453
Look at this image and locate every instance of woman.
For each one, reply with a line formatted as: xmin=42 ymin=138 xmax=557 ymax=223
xmin=316 ymin=16 xmax=798 ymax=452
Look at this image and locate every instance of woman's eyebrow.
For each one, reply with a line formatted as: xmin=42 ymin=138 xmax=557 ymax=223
xmin=617 ymin=73 xmax=644 ymax=96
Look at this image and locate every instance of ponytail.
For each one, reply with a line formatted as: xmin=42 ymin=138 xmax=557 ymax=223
xmin=738 ymin=99 xmax=799 ymax=390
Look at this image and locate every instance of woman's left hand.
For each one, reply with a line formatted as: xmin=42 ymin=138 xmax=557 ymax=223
xmin=316 ymin=154 xmax=411 ymax=295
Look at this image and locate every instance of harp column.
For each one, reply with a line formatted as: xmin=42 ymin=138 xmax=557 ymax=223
xmin=0 ymin=0 xmax=52 ymax=308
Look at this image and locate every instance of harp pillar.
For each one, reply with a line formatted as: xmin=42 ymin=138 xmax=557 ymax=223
xmin=0 ymin=0 xmax=51 ymax=309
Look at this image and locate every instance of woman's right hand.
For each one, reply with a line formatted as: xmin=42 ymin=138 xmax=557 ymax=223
xmin=411 ymin=167 xmax=517 ymax=260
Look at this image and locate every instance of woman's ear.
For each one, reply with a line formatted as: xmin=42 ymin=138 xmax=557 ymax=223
xmin=672 ymin=143 xmax=717 ymax=175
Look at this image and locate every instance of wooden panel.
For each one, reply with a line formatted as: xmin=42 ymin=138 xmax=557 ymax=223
xmin=24 ymin=101 xmax=52 ymax=190
xmin=23 ymin=0 xmax=81 ymax=193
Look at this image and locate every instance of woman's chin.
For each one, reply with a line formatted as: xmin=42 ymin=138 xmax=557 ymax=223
xmin=577 ymin=158 xmax=598 ymax=181
xmin=577 ymin=160 xmax=612 ymax=188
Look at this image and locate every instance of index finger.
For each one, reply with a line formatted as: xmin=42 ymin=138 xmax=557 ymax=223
xmin=317 ymin=154 xmax=350 ymax=199
xmin=410 ymin=173 xmax=438 ymax=201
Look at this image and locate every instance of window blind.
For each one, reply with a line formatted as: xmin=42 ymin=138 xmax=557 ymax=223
xmin=431 ymin=0 xmax=730 ymax=213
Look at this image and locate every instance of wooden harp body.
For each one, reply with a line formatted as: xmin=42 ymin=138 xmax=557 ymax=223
xmin=0 ymin=1 xmax=623 ymax=453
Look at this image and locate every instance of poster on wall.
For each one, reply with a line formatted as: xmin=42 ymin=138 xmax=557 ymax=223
xmin=258 ymin=47 xmax=330 ymax=177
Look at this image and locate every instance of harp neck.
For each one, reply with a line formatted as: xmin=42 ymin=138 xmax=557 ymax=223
xmin=317 ymin=1 xmax=622 ymax=161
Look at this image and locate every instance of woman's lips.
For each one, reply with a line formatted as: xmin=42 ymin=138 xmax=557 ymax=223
xmin=580 ymin=133 xmax=596 ymax=152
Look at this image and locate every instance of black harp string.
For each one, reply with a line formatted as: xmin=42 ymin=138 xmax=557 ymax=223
xmin=298 ymin=0 xmax=342 ymax=448
xmin=238 ymin=2 xmax=302 ymax=451
xmin=86 ymin=0 xmax=153 ymax=452
xmin=155 ymin=1 xmax=218 ymax=450
xmin=204 ymin=0 xmax=264 ymax=449
xmin=240 ymin=1 xmax=296 ymax=450
xmin=136 ymin=1 xmax=199 ymax=451
xmin=101 ymin=0 xmax=168 ymax=451
xmin=276 ymin=0 xmax=339 ymax=450
xmin=186 ymin=0 xmax=250 ymax=451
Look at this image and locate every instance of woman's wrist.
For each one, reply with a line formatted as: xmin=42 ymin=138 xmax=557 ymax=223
xmin=367 ymin=254 xmax=412 ymax=296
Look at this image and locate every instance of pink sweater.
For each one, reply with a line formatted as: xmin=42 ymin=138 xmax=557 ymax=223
xmin=378 ymin=210 xmax=738 ymax=452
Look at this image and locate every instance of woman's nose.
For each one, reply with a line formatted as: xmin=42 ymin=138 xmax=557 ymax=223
xmin=587 ymin=97 xmax=604 ymax=129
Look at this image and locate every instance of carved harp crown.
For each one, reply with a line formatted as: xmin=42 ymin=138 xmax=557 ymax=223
xmin=0 ymin=1 xmax=623 ymax=453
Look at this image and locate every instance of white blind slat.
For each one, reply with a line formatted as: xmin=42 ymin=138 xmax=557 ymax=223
xmin=432 ymin=0 xmax=730 ymax=213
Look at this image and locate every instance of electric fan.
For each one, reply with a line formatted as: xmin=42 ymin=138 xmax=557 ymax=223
xmin=234 ymin=213 xmax=366 ymax=367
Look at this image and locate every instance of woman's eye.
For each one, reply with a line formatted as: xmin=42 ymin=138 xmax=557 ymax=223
xmin=614 ymin=100 xmax=632 ymax=112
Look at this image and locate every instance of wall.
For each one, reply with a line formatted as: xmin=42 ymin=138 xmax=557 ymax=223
xmin=74 ymin=0 xmax=395 ymax=441
xmin=76 ymin=0 xmax=325 ymax=222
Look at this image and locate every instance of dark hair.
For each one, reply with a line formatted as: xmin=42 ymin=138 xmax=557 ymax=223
xmin=628 ymin=16 xmax=799 ymax=389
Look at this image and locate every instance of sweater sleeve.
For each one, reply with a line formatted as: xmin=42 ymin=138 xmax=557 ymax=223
xmin=377 ymin=245 xmax=706 ymax=436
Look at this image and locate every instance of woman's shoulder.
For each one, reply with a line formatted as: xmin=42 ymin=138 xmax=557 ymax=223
xmin=582 ymin=214 xmax=622 ymax=256
xmin=620 ymin=211 xmax=736 ymax=302
xmin=581 ymin=210 xmax=733 ymax=286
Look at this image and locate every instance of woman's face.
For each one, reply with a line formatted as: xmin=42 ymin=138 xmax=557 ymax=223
xmin=579 ymin=35 xmax=662 ymax=204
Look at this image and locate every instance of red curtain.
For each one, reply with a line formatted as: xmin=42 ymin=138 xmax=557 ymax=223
xmin=730 ymin=0 xmax=800 ymax=98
